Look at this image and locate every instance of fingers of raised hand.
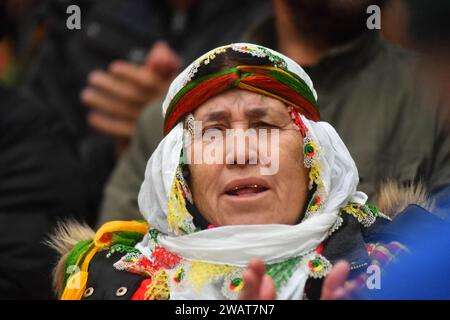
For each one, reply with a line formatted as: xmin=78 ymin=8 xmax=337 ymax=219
xmin=320 ymin=260 xmax=352 ymax=300
xmin=238 ymin=258 xmax=276 ymax=300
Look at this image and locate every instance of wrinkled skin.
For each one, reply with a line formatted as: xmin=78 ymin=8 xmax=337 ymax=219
xmin=188 ymin=89 xmax=309 ymax=227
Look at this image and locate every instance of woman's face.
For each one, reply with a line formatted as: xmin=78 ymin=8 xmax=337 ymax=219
xmin=187 ymin=89 xmax=309 ymax=226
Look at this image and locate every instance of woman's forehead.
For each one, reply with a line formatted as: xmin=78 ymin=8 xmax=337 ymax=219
xmin=193 ymin=89 xmax=289 ymax=121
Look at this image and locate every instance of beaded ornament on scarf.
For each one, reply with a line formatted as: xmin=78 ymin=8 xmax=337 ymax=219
xmin=288 ymin=106 xmax=351 ymax=235
xmin=287 ymin=107 xmax=326 ymax=217
xmin=288 ymin=106 xmax=389 ymax=232
xmin=167 ymin=165 xmax=196 ymax=235
xmin=166 ymin=119 xmax=196 ymax=235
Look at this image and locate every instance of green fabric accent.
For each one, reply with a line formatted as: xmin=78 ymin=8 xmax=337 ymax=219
xmin=63 ymin=240 xmax=93 ymax=286
xmin=165 ymin=67 xmax=241 ymax=122
xmin=259 ymin=47 xmax=287 ymax=69
xmin=231 ymin=278 xmax=242 ymax=287
xmin=266 ymin=256 xmax=301 ymax=291
xmin=366 ymin=203 xmax=379 ymax=215
xmin=266 ymin=69 xmax=317 ymax=107
xmin=149 ymin=228 xmax=160 ymax=243
xmin=132 ymin=219 xmax=147 ymax=223
xmin=107 ymin=243 xmax=140 ymax=257
xmin=311 ymin=259 xmax=321 ymax=268
xmin=304 ymin=143 xmax=315 ymax=155
xmin=111 ymin=231 xmax=144 ymax=247
xmin=175 ymin=268 xmax=185 ymax=282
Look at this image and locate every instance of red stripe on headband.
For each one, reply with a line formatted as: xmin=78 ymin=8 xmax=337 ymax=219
xmin=240 ymin=74 xmax=319 ymax=121
xmin=163 ymin=73 xmax=238 ymax=134
xmin=163 ymin=73 xmax=320 ymax=135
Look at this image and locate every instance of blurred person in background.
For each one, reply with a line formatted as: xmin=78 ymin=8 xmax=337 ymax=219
xmin=98 ymin=0 xmax=450 ymax=224
xmin=0 ymin=0 xmax=87 ymax=299
xmin=0 ymin=0 xmax=270 ymax=299
xmin=406 ymin=0 xmax=450 ymax=218
xmin=256 ymin=0 xmax=450 ymax=216
xmin=301 ymin=0 xmax=450 ymax=299
xmin=0 ymin=0 xmax=47 ymax=87
xmin=20 ymin=0 xmax=270 ymax=225
xmin=393 ymin=0 xmax=450 ymax=218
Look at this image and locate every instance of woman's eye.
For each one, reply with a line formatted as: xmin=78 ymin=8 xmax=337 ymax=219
xmin=254 ymin=122 xmax=278 ymax=129
xmin=202 ymin=126 xmax=226 ymax=136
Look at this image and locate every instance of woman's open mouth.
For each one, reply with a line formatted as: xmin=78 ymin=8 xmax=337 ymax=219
xmin=225 ymin=184 xmax=269 ymax=196
xmin=223 ymin=178 xmax=270 ymax=199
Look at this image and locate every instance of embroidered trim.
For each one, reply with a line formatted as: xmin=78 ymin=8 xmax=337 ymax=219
xmin=114 ymin=252 xmax=159 ymax=278
xmin=167 ymin=166 xmax=196 ymax=235
xmin=114 ymin=237 xmax=331 ymax=299
xmin=183 ymin=260 xmax=239 ymax=293
xmin=183 ymin=44 xmax=290 ymax=86
xmin=183 ymin=46 xmax=227 ymax=85
xmin=341 ymin=202 xmax=390 ymax=228
xmin=173 ymin=267 xmax=185 ymax=284
xmin=328 ymin=214 xmax=344 ymax=236
xmin=143 ymin=269 xmax=170 ymax=300
xmin=303 ymin=253 xmax=332 ymax=279
xmin=288 ymin=107 xmax=326 ymax=219
xmin=184 ymin=113 xmax=195 ymax=138
xmin=222 ymin=270 xmax=244 ymax=300
xmin=266 ymin=256 xmax=302 ymax=291
xmin=149 ymin=228 xmax=160 ymax=244
xmin=231 ymin=44 xmax=288 ymax=69
xmin=106 ymin=244 xmax=140 ymax=258
xmin=152 ymin=246 xmax=182 ymax=269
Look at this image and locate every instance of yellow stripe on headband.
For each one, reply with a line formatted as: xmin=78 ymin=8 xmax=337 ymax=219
xmin=237 ymin=82 xmax=307 ymax=114
xmin=236 ymin=65 xmax=302 ymax=84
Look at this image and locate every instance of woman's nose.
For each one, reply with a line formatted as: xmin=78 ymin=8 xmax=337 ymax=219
xmin=225 ymin=128 xmax=259 ymax=167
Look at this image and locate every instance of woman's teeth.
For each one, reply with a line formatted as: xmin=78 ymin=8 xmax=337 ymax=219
xmin=227 ymin=185 xmax=268 ymax=196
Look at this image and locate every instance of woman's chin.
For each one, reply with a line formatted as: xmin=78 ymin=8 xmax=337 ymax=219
xmin=216 ymin=191 xmax=279 ymax=223
xmin=218 ymin=212 xmax=282 ymax=226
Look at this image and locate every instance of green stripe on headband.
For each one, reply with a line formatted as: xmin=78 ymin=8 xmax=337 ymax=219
xmin=164 ymin=65 xmax=318 ymax=126
xmin=165 ymin=67 xmax=241 ymax=120
xmin=266 ymin=69 xmax=317 ymax=107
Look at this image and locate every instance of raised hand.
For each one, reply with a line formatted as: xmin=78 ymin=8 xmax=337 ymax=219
xmin=238 ymin=258 xmax=277 ymax=300
xmin=320 ymin=260 xmax=358 ymax=300
xmin=238 ymin=258 xmax=357 ymax=300
xmin=81 ymin=41 xmax=181 ymax=155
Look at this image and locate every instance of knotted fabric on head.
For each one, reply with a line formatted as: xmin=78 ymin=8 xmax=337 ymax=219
xmin=136 ymin=43 xmax=367 ymax=300
xmin=163 ymin=64 xmax=320 ymax=135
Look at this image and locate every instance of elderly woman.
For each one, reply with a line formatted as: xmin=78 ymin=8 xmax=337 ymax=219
xmin=51 ymin=43 xmax=424 ymax=300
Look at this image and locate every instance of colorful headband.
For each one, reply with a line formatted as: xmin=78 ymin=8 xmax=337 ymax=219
xmin=163 ymin=65 xmax=320 ymax=135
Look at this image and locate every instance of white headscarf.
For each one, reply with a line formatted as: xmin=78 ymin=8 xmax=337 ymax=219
xmin=136 ymin=43 xmax=367 ymax=300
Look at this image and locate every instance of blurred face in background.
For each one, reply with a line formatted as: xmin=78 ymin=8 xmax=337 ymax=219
xmin=283 ymin=0 xmax=382 ymax=48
